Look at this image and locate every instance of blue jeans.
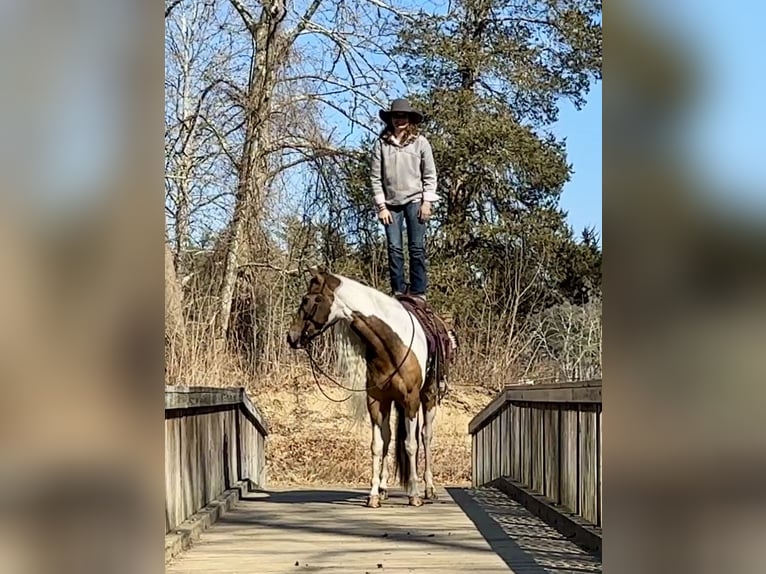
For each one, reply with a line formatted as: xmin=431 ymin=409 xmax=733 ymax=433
xmin=384 ymin=201 xmax=427 ymax=296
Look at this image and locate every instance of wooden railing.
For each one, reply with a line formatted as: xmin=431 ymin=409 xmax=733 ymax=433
xmin=164 ymin=386 xmax=268 ymax=534
xmin=468 ymin=381 xmax=602 ymax=529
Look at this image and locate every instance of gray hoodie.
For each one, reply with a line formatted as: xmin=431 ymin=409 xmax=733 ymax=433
xmin=370 ymin=133 xmax=440 ymax=208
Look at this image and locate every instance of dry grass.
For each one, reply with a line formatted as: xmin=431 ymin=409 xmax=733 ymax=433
xmin=246 ymin=371 xmax=494 ymax=488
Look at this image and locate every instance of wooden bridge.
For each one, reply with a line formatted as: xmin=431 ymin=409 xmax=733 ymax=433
xmin=165 ymin=382 xmax=602 ymax=573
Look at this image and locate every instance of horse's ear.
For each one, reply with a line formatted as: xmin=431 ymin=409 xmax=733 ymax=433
xmin=306 ymin=265 xmax=327 ymax=276
xmin=305 ymin=265 xmax=326 ymax=280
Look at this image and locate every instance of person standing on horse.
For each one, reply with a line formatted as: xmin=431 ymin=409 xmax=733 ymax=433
xmin=370 ymin=98 xmax=439 ymax=300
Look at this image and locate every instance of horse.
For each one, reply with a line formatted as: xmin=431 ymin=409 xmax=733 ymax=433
xmin=286 ymin=267 xmax=455 ymax=507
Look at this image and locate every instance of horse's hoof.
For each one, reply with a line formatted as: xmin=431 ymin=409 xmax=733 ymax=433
xmin=425 ymin=487 xmax=438 ymax=500
xmin=379 ymin=489 xmax=388 ymax=501
xmin=408 ymin=495 xmax=424 ymax=507
xmin=367 ymin=495 xmax=381 ymax=508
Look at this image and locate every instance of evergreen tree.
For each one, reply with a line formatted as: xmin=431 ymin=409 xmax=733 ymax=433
xmin=391 ymin=0 xmax=601 ymax=315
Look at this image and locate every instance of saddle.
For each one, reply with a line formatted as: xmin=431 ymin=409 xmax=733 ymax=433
xmin=395 ymin=295 xmax=458 ymax=401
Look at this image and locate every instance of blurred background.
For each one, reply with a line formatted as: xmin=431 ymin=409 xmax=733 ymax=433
xmin=0 ymin=0 xmax=162 ymax=572
xmin=0 ymin=0 xmax=763 ymax=572
xmin=606 ymin=0 xmax=766 ymax=572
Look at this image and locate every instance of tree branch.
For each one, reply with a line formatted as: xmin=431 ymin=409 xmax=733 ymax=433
xmin=165 ymin=0 xmax=184 ymax=19
xmin=238 ymin=261 xmax=301 ymax=275
xmin=285 ymin=0 xmax=325 ymax=45
xmin=227 ymin=0 xmax=257 ymax=30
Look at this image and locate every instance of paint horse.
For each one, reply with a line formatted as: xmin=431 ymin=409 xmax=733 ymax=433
xmin=286 ymin=268 xmax=456 ymax=507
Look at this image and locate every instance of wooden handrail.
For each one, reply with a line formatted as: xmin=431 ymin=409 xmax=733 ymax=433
xmin=164 ymin=385 xmax=269 ymax=435
xmin=164 ymin=386 xmax=268 ymax=535
xmin=468 ymin=380 xmax=601 ymax=434
xmin=469 ymin=380 xmax=602 ymax=538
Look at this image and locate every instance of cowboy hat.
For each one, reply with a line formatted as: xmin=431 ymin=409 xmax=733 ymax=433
xmin=379 ymin=98 xmax=424 ymax=124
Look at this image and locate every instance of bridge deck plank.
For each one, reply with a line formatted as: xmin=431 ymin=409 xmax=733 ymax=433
xmin=166 ymin=486 xmax=601 ymax=573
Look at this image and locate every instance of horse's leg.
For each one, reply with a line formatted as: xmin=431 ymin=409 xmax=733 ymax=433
xmin=422 ymin=402 xmax=438 ymax=500
xmin=379 ymin=403 xmax=392 ymax=501
xmin=404 ymin=404 xmax=422 ymax=506
xmin=367 ymin=398 xmax=388 ymax=508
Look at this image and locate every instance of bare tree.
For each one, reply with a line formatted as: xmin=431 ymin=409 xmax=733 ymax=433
xmin=211 ymin=0 xmax=409 ymax=343
xmin=528 ymin=294 xmax=602 ymax=382
xmin=164 ymin=0 xmax=427 ymax=354
xmin=165 ymin=0 xmax=242 ymax=277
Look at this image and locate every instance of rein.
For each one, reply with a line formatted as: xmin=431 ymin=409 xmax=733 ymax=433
xmin=304 ymin=346 xmax=354 ymax=403
xmin=304 ymin=305 xmax=416 ymax=402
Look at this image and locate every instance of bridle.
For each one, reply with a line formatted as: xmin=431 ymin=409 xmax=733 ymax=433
xmin=299 ymin=299 xmax=338 ymax=343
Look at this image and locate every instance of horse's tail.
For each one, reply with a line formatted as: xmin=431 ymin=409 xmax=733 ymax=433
xmin=333 ymin=320 xmax=368 ymax=422
xmin=394 ymin=402 xmax=419 ymax=487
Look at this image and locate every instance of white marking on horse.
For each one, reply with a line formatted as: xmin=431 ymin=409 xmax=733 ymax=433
xmin=329 ymin=275 xmax=428 ymax=385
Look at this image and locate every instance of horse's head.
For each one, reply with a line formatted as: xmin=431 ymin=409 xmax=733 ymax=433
xmin=286 ymin=267 xmax=341 ymax=349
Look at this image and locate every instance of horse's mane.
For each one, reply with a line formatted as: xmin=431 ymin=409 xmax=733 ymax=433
xmin=333 ymin=320 xmax=368 ymax=422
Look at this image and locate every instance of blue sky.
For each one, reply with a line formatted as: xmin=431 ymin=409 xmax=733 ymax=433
xmin=552 ymin=83 xmax=602 ymax=242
